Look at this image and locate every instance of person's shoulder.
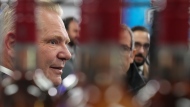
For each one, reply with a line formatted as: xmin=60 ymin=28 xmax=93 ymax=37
xmin=127 ymin=63 xmax=146 ymax=94
xmin=144 ymin=63 xmax=149 ymax=67
xmin=143 ymin=63 xmax=149 ymax=78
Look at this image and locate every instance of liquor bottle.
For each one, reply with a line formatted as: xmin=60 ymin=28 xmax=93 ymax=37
xmin=55 ymin=0 xmax=141 ymax=107
xmin=134 ymin=0 xmax=190 ymax=107
xmin=0 ymin=0 xmax=54 ymax=107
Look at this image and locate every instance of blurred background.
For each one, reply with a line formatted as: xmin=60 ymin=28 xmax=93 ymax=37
xmin=0 ymin=0 xmax=189 ymax=107
xmin=0 ymin=0 xmax=152 ymax=28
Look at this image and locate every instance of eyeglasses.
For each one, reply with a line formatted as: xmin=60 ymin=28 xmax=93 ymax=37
xmin=119 ymin=44 xmax=132 ymax=54
xmin=135 ymin=42 xmax=150 ymax=51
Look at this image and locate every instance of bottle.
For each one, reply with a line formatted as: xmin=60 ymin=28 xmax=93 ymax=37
xmin=0 ymin=0 xmax=54 ymax=107
xmin=55 ymin=0 xmax=141 ymax=107
xmin=134 ymin=0 xmax=190 ymax=107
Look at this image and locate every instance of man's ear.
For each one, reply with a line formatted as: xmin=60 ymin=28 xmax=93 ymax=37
xmin=5 ymin=33 xmax=16 ymax=57
xmin=130 ymin=49 xmax=136 ymax=64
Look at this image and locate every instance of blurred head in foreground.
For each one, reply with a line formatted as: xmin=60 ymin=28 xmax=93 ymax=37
xmin=119 ymin=24 xmax=136 ymax=73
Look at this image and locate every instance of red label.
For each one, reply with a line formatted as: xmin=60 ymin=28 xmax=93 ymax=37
xmin=16 ymin=0 xmax=36 ymax=43
xmin=79 ymin=0 xmax=121 ymax=44
xmin=158 ymin=0 xmax=189 ymax=45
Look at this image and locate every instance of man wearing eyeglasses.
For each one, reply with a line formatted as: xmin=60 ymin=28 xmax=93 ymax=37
xmin=131 ymin=26 xmax=150 ymax=81
xmin=119 ymin=24 xmax=145 ymax=93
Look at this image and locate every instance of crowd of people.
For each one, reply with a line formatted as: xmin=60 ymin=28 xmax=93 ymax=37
xmin=1 ymin=0 xmax=189 ymax=107
xmin=61 ymin=18 xmax=151 ymax=93
xmin=0 ymin=0 xmax=151 ymax=99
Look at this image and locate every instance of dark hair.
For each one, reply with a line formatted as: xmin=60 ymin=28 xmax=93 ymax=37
xmin=63 ymin=17 xmax=78 ymax=31
xmin=131 ymin=26 xmax=149 ymax=33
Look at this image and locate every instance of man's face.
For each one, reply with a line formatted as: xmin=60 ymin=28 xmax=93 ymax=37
xmin=37 ymin=9 xmax=71 ymax=86
xmin=133 ymin=31 xmax=150 ymax=67
xmin=67 ymin=20 xmax=80 ymax=45
xmin=119 ymin=30 xmax=134 ymax=73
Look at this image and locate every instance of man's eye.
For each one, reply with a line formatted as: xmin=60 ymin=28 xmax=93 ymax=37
xmin=49 ymin=40 xmax=58 ymax=44
xmin=120 ymin=45 xmax=131 ymax=52
xmin=144 ymin=44 xmax=150 ymax=49
xmin=135 ymin=42 xmax=141 ymax=47
xmin=122 ymin=46 xmax=130 ymax=51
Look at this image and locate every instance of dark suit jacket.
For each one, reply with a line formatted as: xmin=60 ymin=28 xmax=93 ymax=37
xmin=126 ymin=63 xmax=146 ymax=94
xmin=0 ymin=71 xmax=10 ymax=81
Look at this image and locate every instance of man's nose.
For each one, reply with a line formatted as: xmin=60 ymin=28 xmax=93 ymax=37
xmin=65 ymin=47 xmax=72 ymax=60
xmin=58 ymin=45 xmax=72 ymax=60
xmin=76 ymin=32 xmax=80 ymax=39
xmin=139 ymin=46 xmax=145 ymax=53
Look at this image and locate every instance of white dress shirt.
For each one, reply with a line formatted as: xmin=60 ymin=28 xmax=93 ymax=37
xmin=0 ymin=65 xmax=13 ymax=76
xmin=138 ymin=65 xmax=144 ymax=75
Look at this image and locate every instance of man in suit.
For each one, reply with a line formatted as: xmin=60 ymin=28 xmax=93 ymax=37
xmin=131 ymin=26 xmax=150 ymax=81
xmin=0 ymin=0 xmax=71 ymax=86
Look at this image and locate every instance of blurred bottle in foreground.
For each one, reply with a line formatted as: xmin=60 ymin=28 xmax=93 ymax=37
xmin=0 ymin=0 xmax=60 ymax=106
xmin=134 ymin=0 xmax=190 ymax=107
xmin=55 ymin=0 xmax=141 ymax=107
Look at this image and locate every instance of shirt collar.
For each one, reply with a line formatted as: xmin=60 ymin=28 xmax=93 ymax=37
xmin=0 ymin=65 xmax=13 ymax=76
xmin=138 ymin=65 xmax=144 ymax=71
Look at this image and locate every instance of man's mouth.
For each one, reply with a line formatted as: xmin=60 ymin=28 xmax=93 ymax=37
xmin=50 ymin=67 xmax=63 ymax=70
xmin=50 ymin=66 xmax=63 ymax=75
xmin=135 ymin=56 xmax=144 ymax=62
xmin=135 ymin=56 xmax=143 ymax=58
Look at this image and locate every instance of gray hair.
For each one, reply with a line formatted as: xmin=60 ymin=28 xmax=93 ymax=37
xmin=0 ymin=5 xmax=15 ymax=54
xmin=120 ymin=24 xmax=134 ymax=50
xmin=0 ymin=0 xmax=63 ymax=54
